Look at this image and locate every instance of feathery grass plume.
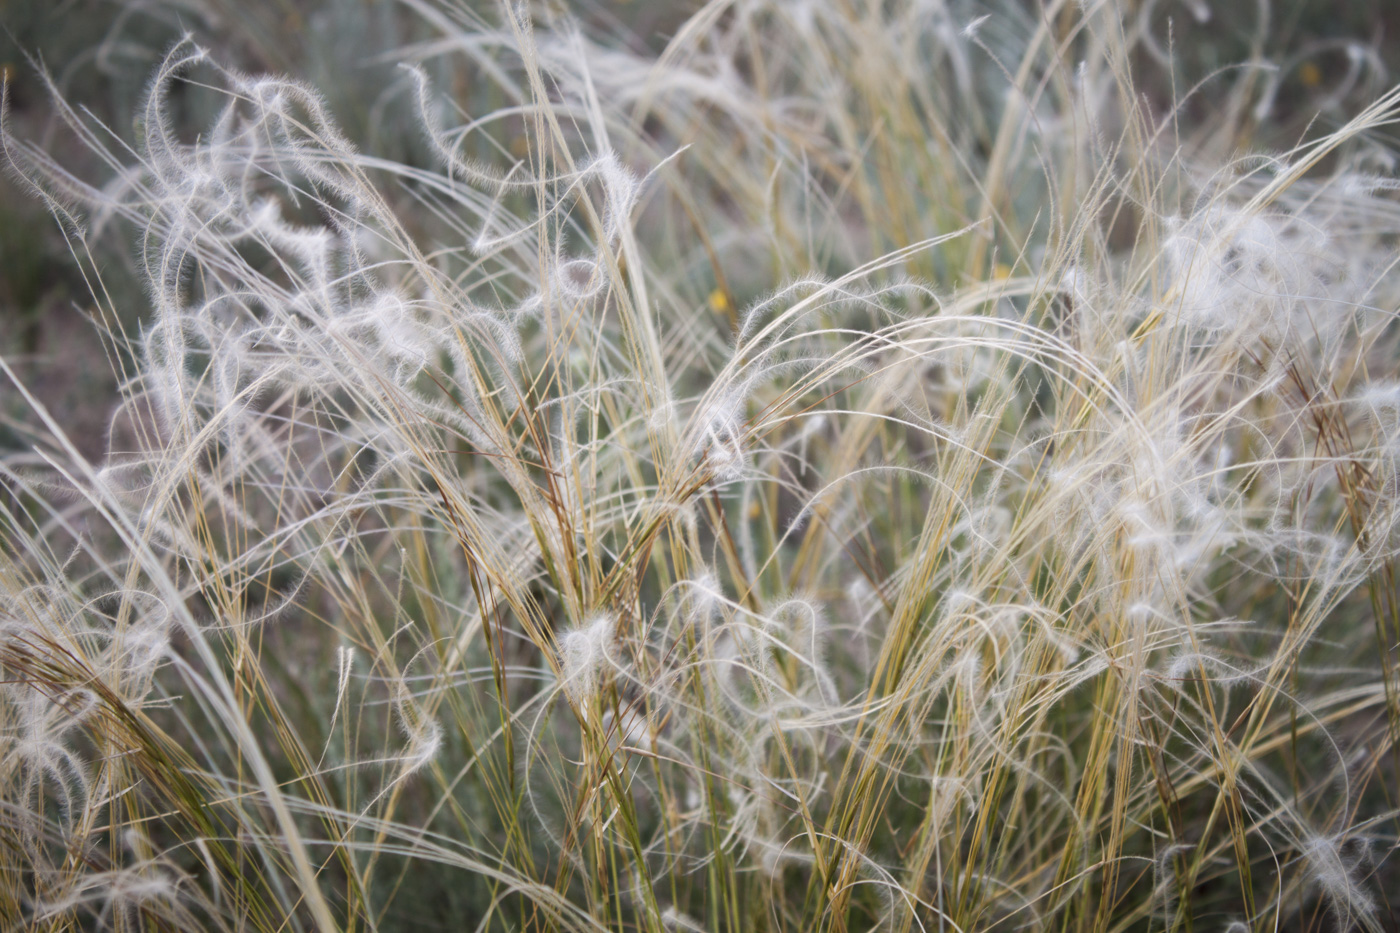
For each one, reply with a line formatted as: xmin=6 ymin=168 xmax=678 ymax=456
xmin=557 ymin=612 xmax=617 ymax=707
xmin=1299 ymin=834 xmax=1381 ymax=932
xmin=2 ymin=0 xmax=1400 ymax=929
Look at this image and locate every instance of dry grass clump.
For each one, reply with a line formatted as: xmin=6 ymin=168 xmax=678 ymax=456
xmin=2 ymin=1 xmax=1399 ymax=930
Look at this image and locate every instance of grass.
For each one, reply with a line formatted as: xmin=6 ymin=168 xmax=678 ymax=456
xmin=2 ymin=0 xmax=1399 ymax=930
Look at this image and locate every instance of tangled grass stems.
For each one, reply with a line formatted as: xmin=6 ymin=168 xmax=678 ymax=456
xmin=2 ymin=0 xmax=1400 ymax=930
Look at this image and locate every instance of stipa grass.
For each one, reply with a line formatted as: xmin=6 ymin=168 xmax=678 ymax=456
xmin=2 ymin=1 xmax=1399 ymax=930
